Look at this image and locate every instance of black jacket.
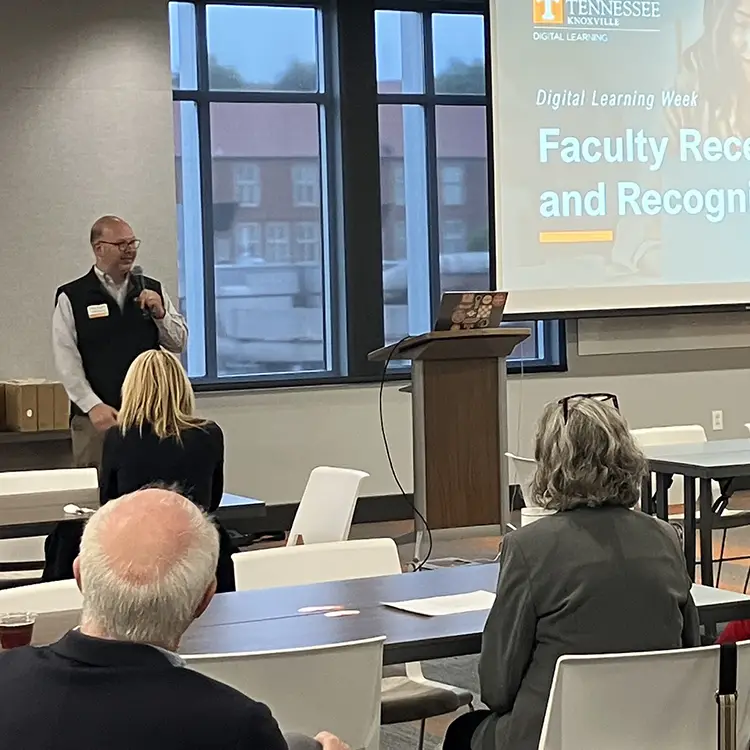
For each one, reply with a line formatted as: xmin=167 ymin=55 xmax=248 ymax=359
xmin=100 ymin=422 xmax=224 ymax=512
xmin=0 ymin=630 xmax=288 ymax=750
xmin=43 ymin=422 xmax=235 ymax=592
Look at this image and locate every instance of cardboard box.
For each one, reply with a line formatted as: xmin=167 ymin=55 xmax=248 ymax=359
xmin=0 ymin=379 xmax=70 ymax=432
xmin=53 ymin=383 xmax=69 ymax=430
xmin=4 ymin=381 xmax=38 ymax=432
xmin=36 ymin=382 xmax=55 ymax=431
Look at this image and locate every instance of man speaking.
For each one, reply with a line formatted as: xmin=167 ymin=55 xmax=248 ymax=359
xmin=53 ymin=216 xmax=187 ymax=468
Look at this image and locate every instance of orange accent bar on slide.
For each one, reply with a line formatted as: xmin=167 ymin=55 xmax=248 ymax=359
xmin=539 ymin=230 xmax=614 ymax=243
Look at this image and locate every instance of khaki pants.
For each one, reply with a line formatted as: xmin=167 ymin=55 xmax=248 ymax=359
xmin=70 ymin=415 xmax=105 ymax=469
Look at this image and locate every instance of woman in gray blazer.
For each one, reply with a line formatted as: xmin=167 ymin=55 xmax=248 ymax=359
xmin=448 ymin=394 xmax=699 ymax=750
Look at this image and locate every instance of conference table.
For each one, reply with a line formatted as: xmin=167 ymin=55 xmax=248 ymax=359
xmin=644 ymin=439 xmax=750 ymax=588
xmin=25 ymin=564 xmax=750 ymax=661
xmin=0 ymin=492 xmax=266 ymax=540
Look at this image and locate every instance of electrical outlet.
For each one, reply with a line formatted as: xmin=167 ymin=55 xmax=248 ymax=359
xmin=712 ymin=410 xmax=724 ymax=431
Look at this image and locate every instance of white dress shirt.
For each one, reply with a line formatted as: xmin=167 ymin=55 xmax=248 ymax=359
xmin=153 ymin=644 xmax=186 ymax=667
xmin=52 ymin=266 xmax=188 ymax=414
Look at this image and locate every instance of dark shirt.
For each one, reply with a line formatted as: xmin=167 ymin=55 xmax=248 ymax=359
xmin=100 ymin=421 xmax=224 ymax=512
xmin=55 ymin=268 xmax=162 ymax=415
xmin=0 ymin=630 xmax=288 ymax=750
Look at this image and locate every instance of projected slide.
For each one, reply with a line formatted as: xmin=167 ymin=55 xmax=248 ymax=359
xmin=492 ymin=0 xmax=750 ymax=314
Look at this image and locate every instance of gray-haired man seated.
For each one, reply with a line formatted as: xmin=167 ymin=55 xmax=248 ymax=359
xmin=0 ymin=488 xmax=348 ymax=750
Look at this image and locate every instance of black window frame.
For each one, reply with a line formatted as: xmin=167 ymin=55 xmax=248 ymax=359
xmin=171 ymin=0 xmax=567 ymax=392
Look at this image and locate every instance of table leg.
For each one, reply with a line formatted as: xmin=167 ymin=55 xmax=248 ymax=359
xmin=683 ymin=476 xmax=696 ymax=582
xmin=641 ymin=474 xmax=653 ymax=514
xmin=699 ymin=477 xmax=714 ymax=587
xmin=655 ymin=472 xmax=670 ymax=520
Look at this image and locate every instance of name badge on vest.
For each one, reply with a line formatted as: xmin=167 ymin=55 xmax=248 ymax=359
xmin=87 ymin=304 xmax=109 ymax=319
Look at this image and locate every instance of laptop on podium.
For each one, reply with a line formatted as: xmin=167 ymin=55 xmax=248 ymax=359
xmin=434 ymin=291 xmax=508 ymax=331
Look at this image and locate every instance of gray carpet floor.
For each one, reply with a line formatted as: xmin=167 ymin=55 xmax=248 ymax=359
xmin=381 ymin=655 xmax=480 ymax=750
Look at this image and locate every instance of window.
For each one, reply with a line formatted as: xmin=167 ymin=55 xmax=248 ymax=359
xmin=265 ymin=222 xmax=291 ymax=263
xmin=393 ymin=163 xmax=405 ymax=206
xmin=393 ymin=220 xmax=406 ymax=258
xmin=292 ymin=164 xmax=320 ymax=207
xmin=170 ymin=2 xmax=564 ymax=386
xmin=234 ymin=163 xmax=261 ymax=207
xmin=171 ymin=3 xmax=330 ymax=379
xmin=295 ymin=221 xmax=321 ymax=262
xmin=441 ymin=219 xmax=467 ymax=254
xmin=375 ymin=9 xmax=561 ymax=366
xmin=440 ymin=165 xmax=465 ymax=206
xmin=235 ymin=222 xmax=262 ymax=261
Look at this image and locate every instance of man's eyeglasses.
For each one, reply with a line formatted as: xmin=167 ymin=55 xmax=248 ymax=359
xmin=558 ymin=393 xmax=620 ymax=423
xmin=100 ymin=239 xmax=141 ymax=252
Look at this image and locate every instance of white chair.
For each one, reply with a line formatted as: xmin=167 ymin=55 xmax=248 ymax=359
xmin=185 ymin=638 xmax=385 ymax=750
xmin=0 ymin=468 xmax=98 ymax=573
xmin=233 ymin=538 xmax=399 ymax=590
xmin=0 ymin=468 xmax=98 ymax=495
xmin=287 ymin=466 xmax=369 ymax=546
xmin=232 ymin=539 xmax=474 ymax=750
xmin=0 ymin=537 xmax=45 ymax=568
xmin=0 ymin=579 xmax=82 ymax=613
xmin=745 ymin=423 xmax=750 ymax=436
xmin=505 ymin=452 xmax=538 ymax=508
xmin=730 ymin=639 xmax=750 ymax=748
xmin=538 ymin=646 xmax=720 ymax=750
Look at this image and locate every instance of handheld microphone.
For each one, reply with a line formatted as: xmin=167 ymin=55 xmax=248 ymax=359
xmin=131 ymin=265 xmax=151 ymax=319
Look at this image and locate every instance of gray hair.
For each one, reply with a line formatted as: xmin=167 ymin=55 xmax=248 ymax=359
xmin=530 ymin=396 xmax=647 ymax=511
xmin=78 ymin=491 xmax=219 ymax=648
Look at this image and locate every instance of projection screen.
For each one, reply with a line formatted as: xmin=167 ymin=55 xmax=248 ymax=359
xmin=489 ymin=0 xmax=750 ymax=317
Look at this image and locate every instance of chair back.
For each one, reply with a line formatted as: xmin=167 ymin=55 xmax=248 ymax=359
xmin=504 ymin=453 xmax=538 ymax=507
xmin=0 ymin=579 xmax=82 ymax=613
xmin=538 ymin=646 xmax=719 ymax=750
xmin=630 ymin=425 xmax=707 ymax=447
xmin=630 ymin=426 xmax=709 ymax=509
xmin=185 ymin=637 xmax=385 ymax=750
xmin=287 ymin=466 xmax=369 ymax=545
xmin=730 ymin=640 xmax=750 ymax=748
xmin=0 ymin=536 xmax=45 ymax=564
xmin=233 ymin=538 xmax=401 ymax=591
xmin=0 ymin=468 xmax=97 ymax=567
xmin=0 ymin=468 xmax=98 ymax=495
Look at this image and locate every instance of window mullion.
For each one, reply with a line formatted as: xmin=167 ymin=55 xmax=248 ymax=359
xmin=332 ymin=0 xmax=385 ymax=377
xmin=194 ymin=4 xmax=219 ymax=380
xmin=422 ymin=11 xmax=442 ymax=312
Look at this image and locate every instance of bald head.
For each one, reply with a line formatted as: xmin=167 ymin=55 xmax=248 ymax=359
xmin=89 ymin=489 xmax=203 ymax=585
xmin=90 ymin=215 xmax=131 ymax=246
xmin=89 ymin=215 xmax=138 ymax=282
xmin=75 ymin=489 xmax=219 ymax=649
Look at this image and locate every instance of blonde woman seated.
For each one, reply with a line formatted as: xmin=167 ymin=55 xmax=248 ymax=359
xmin=444 ymin=394 xmax=700 ymax=750
xmin=98 ymin=350 xmax=234 ymax=591
xmin=44 ymin=351 xmax=235 ymax=592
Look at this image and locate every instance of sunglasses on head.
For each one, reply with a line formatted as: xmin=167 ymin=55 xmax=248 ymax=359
xmin=558 ymin=393 xmax=620 ymax=423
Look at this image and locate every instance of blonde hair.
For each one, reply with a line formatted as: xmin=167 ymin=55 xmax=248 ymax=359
xmin=119 ymin=350 xmax=206 ymax=440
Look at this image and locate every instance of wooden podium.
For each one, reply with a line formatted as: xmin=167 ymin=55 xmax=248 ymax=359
xmin=369 ymin=328 xmax=530 ymax=544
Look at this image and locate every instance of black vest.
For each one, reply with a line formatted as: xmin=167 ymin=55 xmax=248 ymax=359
xmin=56 ymin=268 xmax=162 ymax=416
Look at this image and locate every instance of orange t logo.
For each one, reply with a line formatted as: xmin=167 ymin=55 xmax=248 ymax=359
xmin=534 ymin=0 xmax=563 ymax=24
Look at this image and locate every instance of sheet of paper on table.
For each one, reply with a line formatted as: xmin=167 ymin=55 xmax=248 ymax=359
xmin=383 ymin=590 xmax=496 ymax=616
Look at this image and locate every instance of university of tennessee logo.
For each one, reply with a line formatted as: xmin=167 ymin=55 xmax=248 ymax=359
xmin=533 ymin=0 xmax=564 ymax=24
